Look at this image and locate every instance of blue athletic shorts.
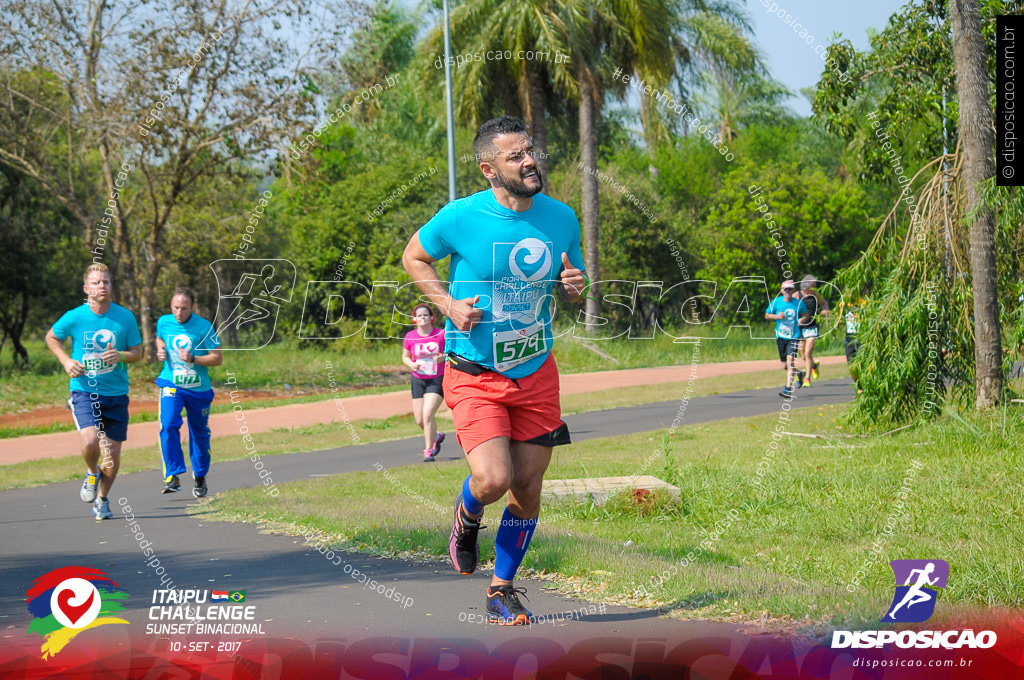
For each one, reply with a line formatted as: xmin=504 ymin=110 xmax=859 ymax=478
xmin=69 ymin=391 xmax=130 ymax=441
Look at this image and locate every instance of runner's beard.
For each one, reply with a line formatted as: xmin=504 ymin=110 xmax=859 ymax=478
xmin=494 ymin=166 xmax=544 ymax=198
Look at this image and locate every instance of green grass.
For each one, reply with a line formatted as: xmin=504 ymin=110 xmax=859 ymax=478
xmin=559 ymin=364 xmax=850 ymax=416
xmin=0 ymin=338 xmax=409 ymax=416
xmin=193 ymin=403 xmax=1024 ymax=631
xmin=0 ymin=360 xmax=851 ymax=490
xmin=0 ymin=387 xmax=414 ymax=439
xmin=0 ymin=330 xmax=846 ymax=418
xmin=0 ymin=413 xmax=424 ymax=492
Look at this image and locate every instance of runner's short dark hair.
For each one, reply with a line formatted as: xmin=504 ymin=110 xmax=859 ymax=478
xmin=173 ymin=287 xmax=196 ymax=305
xmin=412 ymin=303 xmax=434 ymax=318
xmin=473 ymin=116 xmax=529 ymax=163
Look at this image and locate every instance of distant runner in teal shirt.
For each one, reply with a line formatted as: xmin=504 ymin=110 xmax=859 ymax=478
xmin=765 ymin=279 xmax=808 ymax=398
xmin=155 ymin=287 xmax=222 ymax=497
xmin=45 ymin=263 xmax=143 ymax=520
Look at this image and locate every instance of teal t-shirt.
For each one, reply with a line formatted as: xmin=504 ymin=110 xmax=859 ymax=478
xmin=51 ymin=303 xmax=142 ymax=396
xmin=418 ymin=189 xmax=585 ymax=378
xmin=156 ymin=313 xmax=220 ymax=392
xmin=766 ymin=296 xmax=808 ymax=339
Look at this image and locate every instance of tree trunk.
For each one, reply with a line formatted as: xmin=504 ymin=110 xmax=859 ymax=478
xmin=524 ymin=64 xmax=549 ymax=180
xmin=951 ymin=0 xmax=1002 ymax=407
xmin=0 ymin=291 xmax=30 ymax=368
xmin=139 ymin=281 xmax=156 ymax=362
xmin=579 ymin=67 xmax=600 ymax=331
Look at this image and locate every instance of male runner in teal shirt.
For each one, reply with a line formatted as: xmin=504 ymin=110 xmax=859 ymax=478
xmin=46 ymin=263 xmax=143 ymax=520
xmin=403 ymin=116 xmax=586 ymax=624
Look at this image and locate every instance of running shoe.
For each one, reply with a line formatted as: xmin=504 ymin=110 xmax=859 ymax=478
xmin=423 ymin=448 xmax=436 ymax=462
xmin=432 ymin=432 xmax=446 ymax=456
xmin=811 ymin=360 xmax=820 ymax=381
xmin=449 ymin=493 xmax=483 ymax=575
xmin=795 ymin=370 xmax=806 ymax=388
xmin=192 ymin=476 xmax=207 ymax=498
xmin=80 ymin=470 xmax=101 ymax=502
xmin=802 ymin=378 xmax=811 ymax=388
xmin=162 ymin=474 xmax=181 ymax=494
xmin=485 ymin=585 xmax=533 ymax=625
xmin=92 ymin=497 xmax=113 ymax=520
xmin=779 ymin=387 xmax=793 ymax=398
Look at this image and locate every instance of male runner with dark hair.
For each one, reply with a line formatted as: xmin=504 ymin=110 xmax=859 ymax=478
xmin=46 ymin=263 xmax=143 ymax=520
xmin=155 ymin=286 xmax=222 ymax=497
xmin=402 ymin=115 xmax=586 ymax=625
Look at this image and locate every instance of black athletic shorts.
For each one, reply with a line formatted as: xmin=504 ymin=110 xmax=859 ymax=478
xmin=411 ymin=375 xmax=444 ymax=399
xmin=777 ymin=337 xmax=800 ymax=362
xmin=845 ymin=337 xmax=861 ymax=362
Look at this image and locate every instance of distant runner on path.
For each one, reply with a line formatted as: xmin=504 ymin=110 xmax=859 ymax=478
xmin=796 ymin=275 xmax=829 ymax=387
xmin=402 ymin=303 xmax=446 ymax=462
xmin=155 ymin=287 xmax=222 ymax=497
xmin=765 ymin=280 xmax=808 ymax=399
xmin=403 ymin=116 xmax=586 ymax=625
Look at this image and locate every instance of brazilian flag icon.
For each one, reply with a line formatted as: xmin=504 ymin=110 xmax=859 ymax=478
xmin=229 ymin=590 xmax=246 ymax=602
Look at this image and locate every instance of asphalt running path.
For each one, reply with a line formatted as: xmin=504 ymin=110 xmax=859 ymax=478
xmin=0 ymin=377 xmax=854 ymax=661
xmin=0 ymin=355 xmax=846 ymax=464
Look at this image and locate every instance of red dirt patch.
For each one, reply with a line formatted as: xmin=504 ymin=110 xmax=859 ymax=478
xmin=0 ymin=388 xmax=308 ymax=430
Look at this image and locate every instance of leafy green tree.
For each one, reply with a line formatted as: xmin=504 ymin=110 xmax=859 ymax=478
xmin=0 ymin=0 xmax=339 ymax=357
xmin=817 ymin=0 xmax=1015 ymax=421
xmin=696 ymin=159 xmax=869 ymax=306
xmin=0 ymin=160 xmax=83 ymax=367
xmin=0 ymin=68 xmax=91 ymax=367
xmin=275 ymin=0 xmax=527 ymax=347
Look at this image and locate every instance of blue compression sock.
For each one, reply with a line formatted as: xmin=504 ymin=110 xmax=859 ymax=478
xmin=493 ymin=507 xmax=537 ymax=581
xmin=461 ymin=475 xmax=485 ymax=517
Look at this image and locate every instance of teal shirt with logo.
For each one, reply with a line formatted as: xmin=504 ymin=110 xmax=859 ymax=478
xmin=156 ymin=313 xmax=220 ymax=392
xmin=418 ymin=190 xmax=585 ymax=378
xmin=51 ymin=303 xmax=142 ymax=396
xmin=766 ymin=296 xmax=808 ymax=339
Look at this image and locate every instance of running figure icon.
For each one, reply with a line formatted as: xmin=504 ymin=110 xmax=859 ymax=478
xmin=886 ymin=562 xmax=940 ymax=620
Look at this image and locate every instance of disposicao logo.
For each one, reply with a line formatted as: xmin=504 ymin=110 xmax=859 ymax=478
xmin=884 ymin=559 xmax=947 ymax=623
xmin=25 ymin=566 xmax=129 ymax=659
xmin=831 ymin=559 xmax=996 ymax=650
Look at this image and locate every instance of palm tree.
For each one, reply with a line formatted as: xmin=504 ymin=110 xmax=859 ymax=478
xmin=631 ymin=3 xmax=761 ymax=148
xmin=950 ymin=0 xmax=1001 ymax=407
xmin=569 ymin=0 xmax=759 ymax=325
xmin=416 ymin=0 xmax=575 ymax=177
xmin=696 ymin=72 xmax=792 ymax=144
xmin=417 ymin=0 xmax=760 ymax=327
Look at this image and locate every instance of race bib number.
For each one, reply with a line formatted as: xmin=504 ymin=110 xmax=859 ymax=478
xmin=493 ymin=322 xmax=547 ymax=372
xmin=417 ymin=359 xmax=438 ymax=377
xmin=801 ymin=326 xmax=819 ymax=338
xmin=173 ymin=368 xmax=201 ymax=388
xmin=81 ymin=352 xmax=115 ymax=375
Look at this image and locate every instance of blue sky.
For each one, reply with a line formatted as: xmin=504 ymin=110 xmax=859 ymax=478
xmin=746 ymin=0 xmax=909 ymax=116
